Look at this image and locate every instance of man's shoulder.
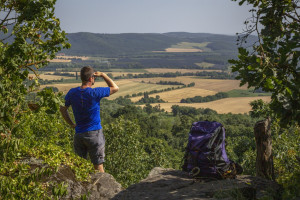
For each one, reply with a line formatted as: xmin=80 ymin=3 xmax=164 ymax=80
xmin=66 ymin=87 xmax=80 ymax=96
xmin=92 ymin=87 xmax=110 ymax=98
xmin=92 ymin=87 xmax=110 ymax=91
xmin=69 ymin=87 xmax=80 ymax=92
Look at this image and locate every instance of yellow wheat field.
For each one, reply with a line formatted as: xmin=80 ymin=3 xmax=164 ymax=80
xmin=49 ymin=59 xmax=71 ymax=63
xmin=141 ymin=96 xmax=271 ymax=114
xmin=41 ymin=76 xmax=270 ymax=114
xmin=109 ymin=72 xmax=143 ymax=77
xmin=37 ymin=74 xmax=74 ymax=80
xmin=132 ymin=77 xmax=248 ymax=92
xmin=130 ymin=87 xmax=217 ymax=103
xmin=56 ymin=56 xmax=90 ymax=60
xmin=42 ymin=79 xmax=172 ymax=100
xmin=50 ymin=56 xmax=90 ymax=63
xmin=145 ymin=68 xmax=222 ymax=73
xmin=105 ymin=80 xmax=172 ymax=100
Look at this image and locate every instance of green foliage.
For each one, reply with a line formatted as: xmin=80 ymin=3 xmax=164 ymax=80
xmin=0 ymin=0 xmax=70 ymax=134
xmin=104 ymin=118 xmax=150 ymax=187
xmin=226 ymin=89 xmax=271 ymax=97
xmin=273 ymin=126 xmax=300 ymax=199
xmin=104 ymin=117 xmax=179 ymax=187
xmin=36 ymin=87 xmax=64 ymax=114
xmin=249 ymin=99 xmax=272 ymax=119
xmin=0 ymin=108 xmax=93 ymax=199
xmin=136 ymin=94 xmax=166 ymax=104
xmin=180 ymin=92 xmax=229 ymax=103
xmin=230 ymin=0 xmax=300 ymax=126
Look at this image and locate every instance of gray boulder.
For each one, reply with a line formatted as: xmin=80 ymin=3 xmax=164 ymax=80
xmin=113 ymin=167 xmax=282 ymax=200
xmin=20 ymin=157 xmax=122 ymax=200
xmin=49 ymin=165 xmax=122 ymax=199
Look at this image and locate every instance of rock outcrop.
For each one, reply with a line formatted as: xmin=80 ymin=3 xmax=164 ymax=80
xmin=113 ymin=167 xmax=282 ymax=200
xmin=51 ymin=166 xmax=122 ymax=199
xmin=22 ymin=158 xmax=282 ymax=199
xmin=21 ymin=157 xmax=122 ymax=200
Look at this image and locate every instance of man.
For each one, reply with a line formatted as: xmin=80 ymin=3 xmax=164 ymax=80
xmin=60 ymin=66 xmax=119 ymax=172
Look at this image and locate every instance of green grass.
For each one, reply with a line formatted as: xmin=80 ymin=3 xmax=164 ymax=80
xmin=227 ymin=89 xmax=271 ymax=97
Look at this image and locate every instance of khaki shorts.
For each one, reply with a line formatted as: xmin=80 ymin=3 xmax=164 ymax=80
xmin=74 ymin=129 xmax=105 ymax=165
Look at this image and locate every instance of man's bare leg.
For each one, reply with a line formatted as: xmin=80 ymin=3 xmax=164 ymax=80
xmin=94 ymin=164 xmax=104 ymax=173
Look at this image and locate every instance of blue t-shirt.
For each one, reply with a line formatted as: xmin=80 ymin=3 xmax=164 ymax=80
xmin=65 ymin=87 xmax=110 ymax=133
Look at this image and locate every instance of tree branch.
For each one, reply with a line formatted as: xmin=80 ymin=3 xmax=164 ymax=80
xmin=0 ymin=7 xmax=12 ymax=27
xmin=284 ymin=13 xmax=300 ymax=23
xmin=19 ymin=60 xmax=48 ymax=78
xmin=0 ymin=33 xmax=13 ymax=42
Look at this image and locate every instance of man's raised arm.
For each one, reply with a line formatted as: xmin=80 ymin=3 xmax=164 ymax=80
xmin=94 ymin=72 xmax=119 ymax=95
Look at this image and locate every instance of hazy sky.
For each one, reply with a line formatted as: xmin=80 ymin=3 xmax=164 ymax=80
xmin=55 ymin=0 xmax=252 ymax=35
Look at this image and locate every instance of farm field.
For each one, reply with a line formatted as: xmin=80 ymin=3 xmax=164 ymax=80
xmin=109 ymin=72 xmax=144 ymax=77
xmin=38 ymin=74 xmax=74 ymax=80
xmin=164 ymin=48 xmax=203 ymax=52
xmin=144 ymin=68 xmax=222 ymax=73
xmin=132 ymin=77 xmax=248 ymax=92
xmin=42 ymin=79 xmax=173 ymax=100
xmin=153 ymin=42 xmax=211 ymax=53
xmin=195 ymin=62 xmax=215 ymax=68
xmin=39 ymin=71 xmax=143 ymax=80
xmin=49 ymin=55 xmax=90 ymax=63
xmin=41 ymin=74 xmax=268 ymax=114
xmin=130 ymin=87 xmax=217 ymax=103
xmin=143 ymin=96 xmax=271 ymax=114
xmin=49 ymin=59 xmax=71 ymax=63
xmin=56 ymin=55 xmax=90 ymax=60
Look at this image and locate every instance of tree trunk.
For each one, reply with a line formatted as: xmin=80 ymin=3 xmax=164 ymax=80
xmin=254 ymin=117 xmax=275 ymax=180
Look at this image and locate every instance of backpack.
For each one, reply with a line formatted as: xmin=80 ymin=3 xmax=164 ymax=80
xmin=182 ymin=121 xmax=242 ymax=179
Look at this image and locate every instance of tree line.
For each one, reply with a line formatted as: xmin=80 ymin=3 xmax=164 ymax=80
xmin=180 ymin=92 xmax=229 ymax=103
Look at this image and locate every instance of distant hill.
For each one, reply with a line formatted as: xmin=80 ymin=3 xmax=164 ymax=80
xmin=61 ymin=33 xmax=182 ymax=56
xmin=60 ymin=32 xmax=255 ymax=57
xmin=49 ymin=32 xmax=258 ymax=70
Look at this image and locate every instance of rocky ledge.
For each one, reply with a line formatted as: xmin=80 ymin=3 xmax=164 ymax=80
xmin=23 ymin=158 xmax=282 ymax=199
xmin=112 ymin=167 xmax=282 ymax=200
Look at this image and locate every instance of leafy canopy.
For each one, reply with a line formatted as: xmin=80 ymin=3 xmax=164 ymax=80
xmin=0 ymin=0 xmax=70 ymax=133
xmin=230 ymin=0 xmax=300 ymax=126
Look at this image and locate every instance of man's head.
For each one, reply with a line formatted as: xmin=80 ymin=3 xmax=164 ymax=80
xmin=80 ymin=66 xmax=95 ymax=84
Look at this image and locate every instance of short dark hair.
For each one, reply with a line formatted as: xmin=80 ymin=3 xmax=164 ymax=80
xmin=80 ymin=66 xmax=94 ymax=82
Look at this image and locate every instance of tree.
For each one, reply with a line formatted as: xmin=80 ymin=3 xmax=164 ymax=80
xmin=0 ymin=0 xmax=70 ymax=134
xmin=230 ymin=0 xmax=300 ymax=126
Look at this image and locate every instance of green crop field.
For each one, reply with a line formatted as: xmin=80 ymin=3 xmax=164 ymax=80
xmin=170 ymin=42 xmax=211 ymax=50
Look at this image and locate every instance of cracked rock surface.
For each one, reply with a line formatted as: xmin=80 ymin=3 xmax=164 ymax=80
xmin=112 ymin=167 xmax=282 ymax=200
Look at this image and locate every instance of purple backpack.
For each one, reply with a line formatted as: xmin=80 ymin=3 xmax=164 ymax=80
xmin=182 ymin=121 xmax=238 ymax=179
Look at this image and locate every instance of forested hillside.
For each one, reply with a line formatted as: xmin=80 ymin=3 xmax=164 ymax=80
xmin=47 ymin=32 xmax=257 ymax=71
xmin=60 ymin=32 xmax=256 ymax=56
xmin=60 ymin=32 xmax=181 ymax=56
